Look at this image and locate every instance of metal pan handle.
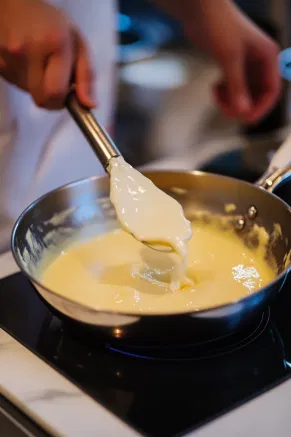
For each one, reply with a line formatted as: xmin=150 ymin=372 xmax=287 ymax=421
xmin=256 ymin=133 xmax=291 ymax=192
xmin=257 ymin=49 xmax=291 ymax=191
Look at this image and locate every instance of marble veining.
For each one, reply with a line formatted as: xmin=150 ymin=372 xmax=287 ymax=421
xmin=25 ymin=389 xmax=83 ymax=404
xmin=0 ymin=327 xmax=139 ymax=437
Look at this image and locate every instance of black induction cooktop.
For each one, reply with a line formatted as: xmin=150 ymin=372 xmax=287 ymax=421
xmin=1 ymin=272 xmax=291 ymax=437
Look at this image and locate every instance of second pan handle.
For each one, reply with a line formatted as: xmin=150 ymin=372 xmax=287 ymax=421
xmin=66 ymin=89 xmax=120 ymax=170
xmin=256 ymin=49 xmax=291 ymax=191
xmin=256 ymin=132 xmax=291 ymax=192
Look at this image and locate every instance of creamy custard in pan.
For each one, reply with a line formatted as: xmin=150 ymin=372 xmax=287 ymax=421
xmin=40 ymin=222 xmax=275 ymax=314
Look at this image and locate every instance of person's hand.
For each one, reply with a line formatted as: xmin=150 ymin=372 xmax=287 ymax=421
xmin=185 ymin=0 xmax=281 ymax=124
xmin=0 ymin=0 xmax=96 ymax=109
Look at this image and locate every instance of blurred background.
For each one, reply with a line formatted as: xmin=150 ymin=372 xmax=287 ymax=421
xmin=115 ymin=0 xmax=291 ymax=181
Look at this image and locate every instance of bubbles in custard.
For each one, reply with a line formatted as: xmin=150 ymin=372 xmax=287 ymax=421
xmin=232 ymin=264 xmax=262 ymax=293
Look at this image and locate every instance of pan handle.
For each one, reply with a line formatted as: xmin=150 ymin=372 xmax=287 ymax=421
xmin=256 ymin=49 xmax=291 ymax=192
xmin=256 ymin=132 xmax=291 ymax=192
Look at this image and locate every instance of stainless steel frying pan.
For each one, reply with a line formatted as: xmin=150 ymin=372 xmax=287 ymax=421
xmin=11 ymin=135 xmax=291 ymax=345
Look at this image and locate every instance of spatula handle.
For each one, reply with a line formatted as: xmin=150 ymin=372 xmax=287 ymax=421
xmin=66 ymin=89 xmax=120 ymax=170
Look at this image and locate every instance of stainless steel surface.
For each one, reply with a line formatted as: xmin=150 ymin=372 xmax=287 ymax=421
xmin=11 ymin=167 xmax=291 ymax=344
xmin=66 ymin=90 xmax=120 ymax=170
xmin=257 ymin=164 xmax=291 ymax=190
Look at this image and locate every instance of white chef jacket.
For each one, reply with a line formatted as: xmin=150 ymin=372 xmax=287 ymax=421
xmin=0 ymin=0 xmax=117 ymax=252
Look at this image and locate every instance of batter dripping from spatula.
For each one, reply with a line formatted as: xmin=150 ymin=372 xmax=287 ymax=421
xmin=108 ymin=156 xmax=192 ymax=287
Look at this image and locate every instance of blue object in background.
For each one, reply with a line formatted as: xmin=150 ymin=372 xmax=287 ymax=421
xmin=279 ymin=48 xmax=291 ymax=82
xmin=118 ymin=13 xmax=132 ymax=32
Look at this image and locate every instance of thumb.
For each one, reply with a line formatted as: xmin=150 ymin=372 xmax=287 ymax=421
xmin=220 ymin=53 xmax=251 ymax=116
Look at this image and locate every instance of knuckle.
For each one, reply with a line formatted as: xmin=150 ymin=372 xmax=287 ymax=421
xmin=46 ymin=27 xmax=69 ymax=51
xmin=5 ymin=33 xmax=25 ymax=54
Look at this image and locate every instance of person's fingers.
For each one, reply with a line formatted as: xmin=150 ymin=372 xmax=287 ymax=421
xmin=245 ymin=49 xmax=281 ymax=123
xmin=74 ymin=32 xmax=96 ymax=108
xmin=0 ymin=40 xmax=27 ymax=88
xmin=42 ymin=53 xmax=71 ymax=109
xmin=0 ymin=33 xmax=33 ymax=92
xmin=27 ymin=52 xmax=46 ymax=105
xmin=27 ymin=27 xmax=73 ymax=110
xmin=219 ymin=52 xmax=252 ymax=117
xmin=245 ymin=88 xmax=279 ymax=124
xmin=0 ymin=52 xmax=28 ymax=90
xmin=213 ymin=81 xmax=236 ymax=119
xmin=41 ymin=34 xmax=73 ymax=109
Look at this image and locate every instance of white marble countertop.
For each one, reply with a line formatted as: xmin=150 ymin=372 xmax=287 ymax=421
xmin=1 ymin=251 xmax=291 ymax=437
xmin=0 ymin=252 xmax=140 ymax=437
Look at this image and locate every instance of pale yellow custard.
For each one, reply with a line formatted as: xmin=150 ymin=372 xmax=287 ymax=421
xmin=40 ymin=222 xmax=275 ymax=315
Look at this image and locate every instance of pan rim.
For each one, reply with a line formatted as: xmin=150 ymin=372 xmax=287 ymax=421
xmin=10 ymin=170 xmax=291 ymax=320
